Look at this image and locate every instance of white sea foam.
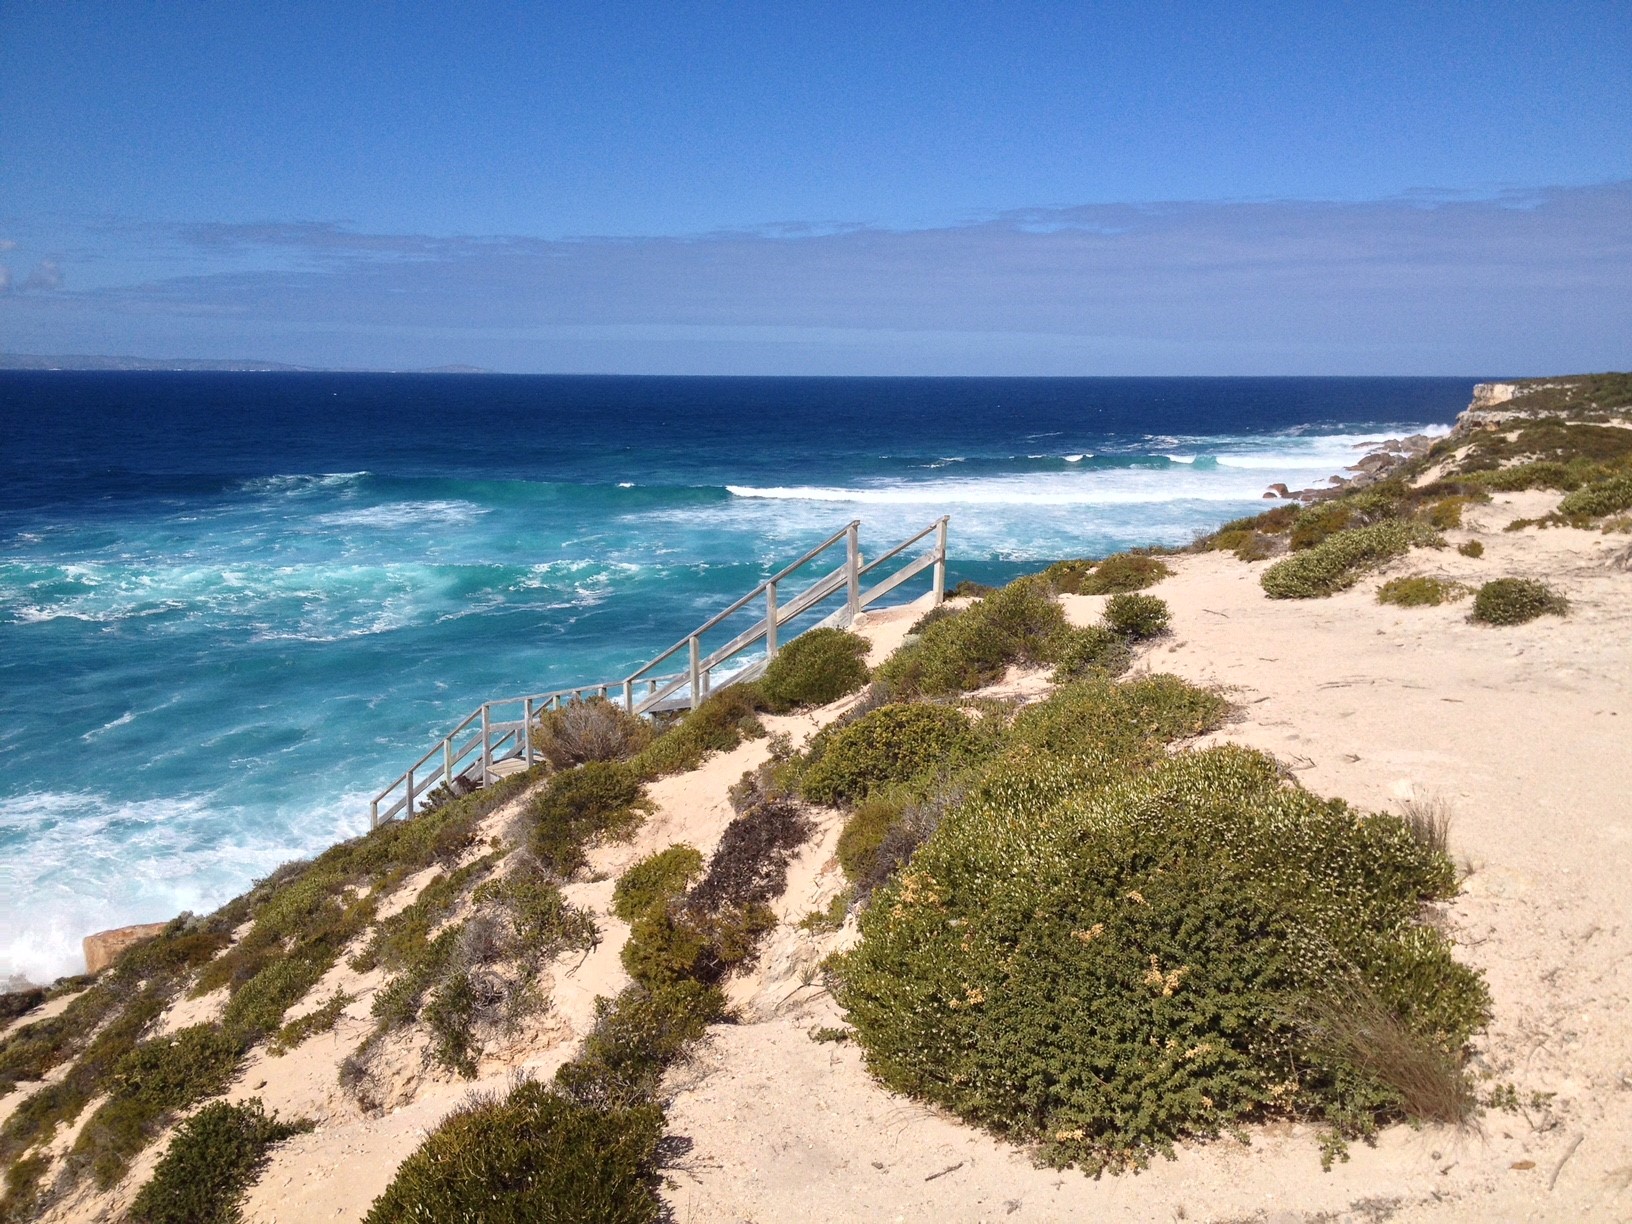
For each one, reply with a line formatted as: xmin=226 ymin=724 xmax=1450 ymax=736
xmin=314 ymin=500 xmax=486 ymax=529
xmin=0 ymin=787 xmax=369 ymax=983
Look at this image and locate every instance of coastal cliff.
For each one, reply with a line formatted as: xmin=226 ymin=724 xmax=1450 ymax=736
xmin=2 ymin=373 xmax=1630 ymax=1224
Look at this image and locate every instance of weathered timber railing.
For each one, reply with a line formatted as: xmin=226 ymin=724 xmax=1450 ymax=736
xmin=369 ymin=516 xmax=949 ymax=828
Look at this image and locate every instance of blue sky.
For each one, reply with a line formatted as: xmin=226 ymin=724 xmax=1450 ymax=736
xmin=1 ymin=1 xmax=1627 ymax=372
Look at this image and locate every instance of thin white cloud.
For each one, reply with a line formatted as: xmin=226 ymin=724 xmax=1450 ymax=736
xmin=21 ymin=259 xmax=63 ymax=292
xmin=3 ymin=183 xmax=1628 ymax=373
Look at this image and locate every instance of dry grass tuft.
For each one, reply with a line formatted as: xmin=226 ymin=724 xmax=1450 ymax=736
xmin=1398 ymin=795 xmax=1453 ymax=860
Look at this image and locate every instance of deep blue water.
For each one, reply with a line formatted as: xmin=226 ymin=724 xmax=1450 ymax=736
xmin=0 ymin=373 xmax=1474 ymax=980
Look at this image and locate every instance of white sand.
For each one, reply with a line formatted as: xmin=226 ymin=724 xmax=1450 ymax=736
xmin=21 ymin=513 xmax=1632 ymax=1222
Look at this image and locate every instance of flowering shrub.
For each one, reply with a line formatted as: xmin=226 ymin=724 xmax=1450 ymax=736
xmin=834 ymin=745 xmax=1485 ymax=1173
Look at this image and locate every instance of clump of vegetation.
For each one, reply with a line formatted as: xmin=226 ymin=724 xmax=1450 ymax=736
xmin=127 ymin=1099 xmax=311 ymax=1224
xmin=612 ymin=845 xmax=705 ymax=923
xmin=1048 ymin=624 xmax=1132 ymax=682
xmin=1557 ymin=473 xmax=1632 ymax=520
xmin=834 ymin=744 xmax=1486 ymax=1175
xmin=629 ymin=686 xmax=766 ymax=779
xmin=1059 ymin=553 xmax=1172 ymax=594
xmin=1424 ymin=496 xmax=1474 ymax=530
xmin=531 ymin=761 xmax=649 ymax=877
xmin=876 ymin=577 xmax=1065 ymax=697
xmin=1457 ymin=540 xmax=1484 ymax=558
xmin=685 ymin=795 xmax=813 ymax=914
xmin=72 ymin=1022 xmax=244 ymax=1188
xmin=757 ymin=628 xmax=870 ymax=712
xmin=799 ymin=704 xmax=982 ymax=807
xmin=1261 ymin=521 xmax=1442 ymax=599
xmin=1469 ymin=578 xmax=1569 ymax=626
xmin=531 ymin=698 xmax=651 ymax=769
xmin=0 ymin=989 xmax=45 ymax=1026
xmin=1376 ymin=576 xmax=1467 ymax=608
xmin=270 ymin=991 xmax=354 ymax=1055
xmin=364 ymin=1079 xmax=665 ymax=1224
xmin=836 ymin=793 xmax=908 ymax=885
xmin=1103 ymin=593 xmax=1170 ymax=639
xmin=1290 ymin=502 xmax=1356 ymax=550
xmin=555 ymin=980 xmax=725 ymax=1109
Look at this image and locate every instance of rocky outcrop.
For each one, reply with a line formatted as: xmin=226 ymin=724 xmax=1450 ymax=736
xmin=1269 ymin=433 xmax=1436 ymax=502
xmin=83 ymin=921 xmax=169 ymax=974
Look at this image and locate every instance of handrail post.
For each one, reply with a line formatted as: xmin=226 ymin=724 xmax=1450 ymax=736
xmin=765 ymin=579 xmax=779 ymax=659
xmin=523 ymin=698 xmax=535 ymax=768
xmin=480 ymin=704 xmax=492 ymax=787
xmin=688 ymin=635 xmax=702 ymax=708
xmin=933 ymin=517 xmax=948 ymax=605
xmin=370 ymin=797 xmax=379 ymax=831
xmin=623 ymin=678 xmax=634 ymax=713
xmin=405 ymin=767 xmax=416 ymax=820
xmin=443 ymin=736 xmax=454 ymax=792
xmin=845 ymin=522 xmax=861 ymax=619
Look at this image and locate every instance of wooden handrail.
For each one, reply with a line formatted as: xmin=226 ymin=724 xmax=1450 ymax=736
xmin=369 ymin=517 xmax=948 ymax=827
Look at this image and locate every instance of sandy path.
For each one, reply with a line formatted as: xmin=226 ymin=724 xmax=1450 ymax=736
xmin=660 ymin=508 xmax=1632 ymax=1223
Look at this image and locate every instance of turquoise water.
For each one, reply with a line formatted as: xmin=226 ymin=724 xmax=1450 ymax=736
xmin=0 ymin=373 xmax=1471 ymax=980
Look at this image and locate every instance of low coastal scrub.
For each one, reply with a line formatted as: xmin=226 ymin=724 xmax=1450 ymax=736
xmin=531 ymin=761 xmax=649 ymax=877
xmin=1103 ymin=592 xmax=1170 ymax=639
xmin=757 ymin=628 xmax=870 ymax=711
xmin=799 ymin=703 xmax=984 ymax=806
xmin=1376 ymin=576 xmax=1467 ymax=608
xmin=876 ymin=577 xmax=1064 ymax=697
xmin=1470 ymin=578 xmax=1569 ymax=626
xmin=530 ymin=698 xmax=651 ymax=769
xmin=1556 ymin=473 xmax=1632 ymax=520
xmin=1048 ymin=624 xmax=1132 ymax=682
xmin=364 ymin=1080 xmax=666 ymax=1224
xmin=1047 ymin=552 xmax=1171 ymax=595
xmin=127 ymin=1099 xmax=311 ymax=1224
xmin=612 ymin=845 xmax=705 ymax=923
xmin=629 ymin=686 xmax=766 ymax=779
xmin=1458 ymin=540 xmax=1484 ymax=558
xmin=1260 ymin=521 xmax=1442 ymax=599
xmin=834 ymin=744 xmax=1486 ymax=1174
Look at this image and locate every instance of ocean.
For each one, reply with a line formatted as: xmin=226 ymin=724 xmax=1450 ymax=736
xmin=0 ymin=373 xmax=1473 ymax=981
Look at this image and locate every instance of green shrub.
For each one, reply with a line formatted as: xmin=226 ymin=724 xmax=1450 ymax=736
xmin=1457 ymin=540 xmax=1484 ymax=558
xmin=1466 ymin=460 xmax=1581 ymax=492
xmin=555 ymin=981 xmax=725 ymax=1109
xmin=837 ymin=793 xmax=909 ymax=884
xmin=531 ymin=761 xmax=648 ymax=877
xmin=0 ymin=1152 xmax=48 ymax=1221
xmin=1041 ymin=559 xmax=1096 ymax=593
xmin=1008 ymin=674 xmax=1228 ymax=766
xmin=530 ymin=698 xmax=651 ymax=769
xmin=1048 ymin=625 xmax=1133 ymax=682
xmin=758 ymin=628 xmax=870 ymax=712
xmin=612 ymin=845 xmax=705 ymax=923
xmin=1261 ymin=521 xmax=1441 ymax=599
xmin=621 ymin=903 xmax=776 ymax=989
xmin=951 ymin=579 xmax=994 ymax=598
xmin=1103 ymin=593 xmax=1170 ymax=639
xmin=0 ymin=989 xmax=45 ymax=1027
xmin=1424 ymin=497 xmax=1471 ymax=530
xmin=1076 ymin=553 xmax=1171 ymax=594
xmin=800 ymin=704 xmax=981 ymax=807
xmin=1376 ymin=577 xmax=1466 ymax=608
xmin=1290 ymin=503 xmax=1355 ymax=549
xmin=73 ymin=1023 xmax=245 ymax=1188
xmin=128 ymin=1099 xmax=311 ymax=1224
xmin=876 ymin=577 xmax=1065 ymax=697
xmin=834 ymin=745 xmax=1485 ymax=1175
xmin=1470 ymin=578 xmax=1569 ymax=625
xmin=364 ymin=1081 xmax=665 ymax=1224
xmin=1557 ymin=473 xmax=1632 ymax=519
xmin=270 ymin=991 xmax=353 ymax=1055
xmin=629 ymin=686 xmax=765 ymax=779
